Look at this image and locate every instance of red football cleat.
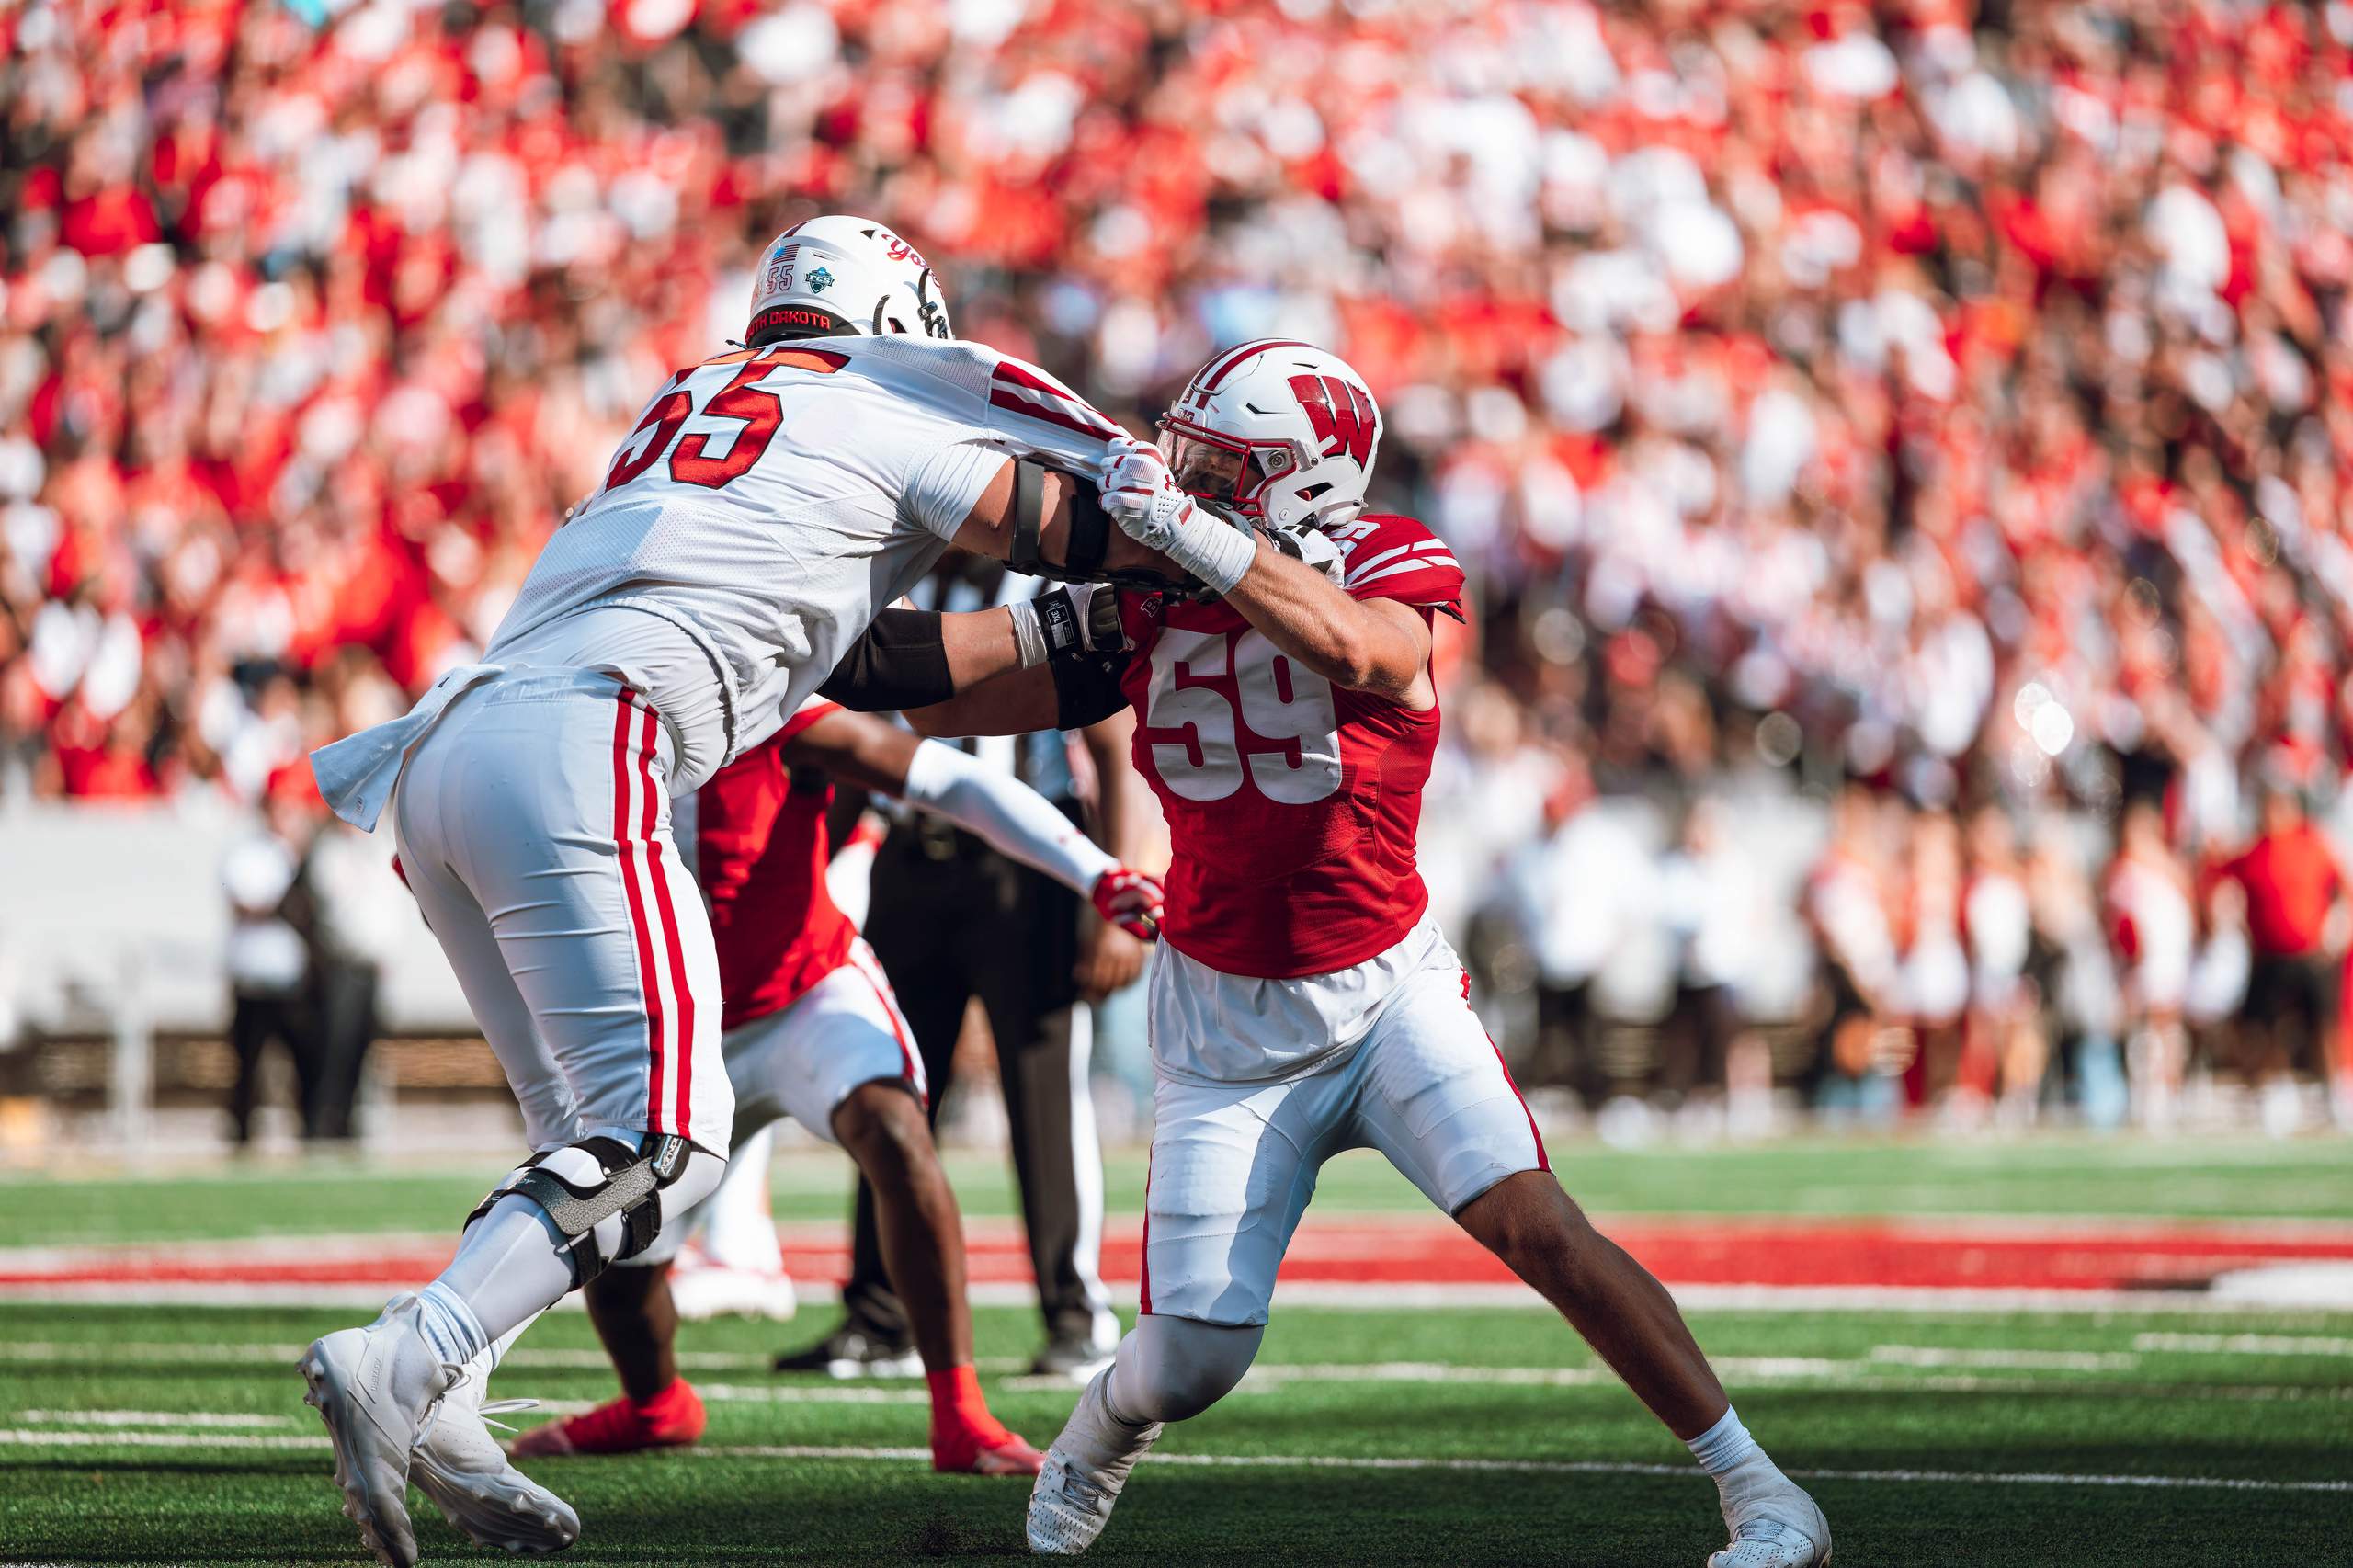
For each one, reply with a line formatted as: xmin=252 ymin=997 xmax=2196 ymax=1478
xmin=511 ymin=1379 xmax=706 ymax=1458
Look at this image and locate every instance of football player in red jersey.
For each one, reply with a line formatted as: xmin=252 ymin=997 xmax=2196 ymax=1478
xmin=909 ymin=342 xmax=1830 ymax=1567
xmin=509 ymin=695 xmax=1162 ymax=1477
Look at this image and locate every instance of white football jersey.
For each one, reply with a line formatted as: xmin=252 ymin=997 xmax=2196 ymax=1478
xmin=487 ymin=333 xmax=1124 ymax=775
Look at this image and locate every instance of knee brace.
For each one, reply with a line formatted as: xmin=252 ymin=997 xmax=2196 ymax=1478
xmin=1106 ymin=1316 xmax=1264 ymax=1426
xmin=464 ymin=1135 xmax=726 ymax=1286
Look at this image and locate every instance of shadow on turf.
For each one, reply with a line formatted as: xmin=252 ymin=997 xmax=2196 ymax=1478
xmin=6 ymin=1407 xmax=2344 ymax=1567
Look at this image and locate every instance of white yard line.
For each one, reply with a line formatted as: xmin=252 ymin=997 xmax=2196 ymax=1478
xmin=15 ymin=1409 xmax=299 ymax=1428
xmin=0 ymin=1339 xmax=1018 ymax=1377
xmin=695 ymin=1382 xmax=927 ymax=1406
xmin=6 ymin=1341 xmax=2345 ymax=1401
xmin=2135 ymin=1332 xmax=2353 ymax=1357
xmin=1867 ymin=1346 xmax=2141 ymax=1372
xmin=4 ymin=1427 xmax=2345 ymax=1495
xmin=0 ymin=1428 xmax=327 ymax=1451
xmin=1838 ymin=1374 xmax=2353 ymax=1403
xmin=688 ymin=1442 xmax=2353 ymax=1495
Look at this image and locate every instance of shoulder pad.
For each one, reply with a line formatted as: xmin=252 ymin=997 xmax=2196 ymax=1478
xmin=1327 ymin=515 xmax=1465 ymax=612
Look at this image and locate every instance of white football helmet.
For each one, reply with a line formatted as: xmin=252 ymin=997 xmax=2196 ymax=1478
xmin=745 ymin=215 xmax=952 ymax=345
xmin=1157 ymin=339 xmax=1382 ymax=529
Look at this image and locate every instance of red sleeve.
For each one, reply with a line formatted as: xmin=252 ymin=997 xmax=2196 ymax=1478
xmin=775 ymin=697 xmax=841 ymax=745
xmin=1333 ymin=514 xmax=1465 ymax=619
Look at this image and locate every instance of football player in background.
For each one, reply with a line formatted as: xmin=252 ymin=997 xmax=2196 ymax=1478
xmin=508 ymin=697 xmax=1159 ymax=1474
xmin=781 ymin=555 xmax=1148 ymax=1385
xmin=301 ymin=217 xmax=1173 ymax=1566
xmin=908 ymin=341 xmax=1832 ymax=1568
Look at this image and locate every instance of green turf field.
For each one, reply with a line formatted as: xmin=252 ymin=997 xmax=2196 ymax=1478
xmin=4 ymin=1300 xmax=2350 ymax=1566
xmin=3 ymin=1139 xmax=2350 ymax=1565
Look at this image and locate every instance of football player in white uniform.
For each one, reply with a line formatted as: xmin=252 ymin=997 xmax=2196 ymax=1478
xmin=301 ymin=217 xmax=1171 ymax=1567
xmin=907 ymin=341 xmax=1830 ymax=1568
xmin=510 ymin=695 xmax=1160 ymax=1476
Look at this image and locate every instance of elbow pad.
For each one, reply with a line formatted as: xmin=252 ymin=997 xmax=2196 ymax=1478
xmin=1006 ymin=460 xmax=1110 ymax=584
xmin=1008 ymin=459 xmax=1193 ymax=592
xmin=819 ymin=609 xmax=954 ymax=711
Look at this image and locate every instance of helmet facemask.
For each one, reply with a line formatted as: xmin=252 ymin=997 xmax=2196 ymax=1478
xmin=1155 ymin=418 xmax=1309 ymax=525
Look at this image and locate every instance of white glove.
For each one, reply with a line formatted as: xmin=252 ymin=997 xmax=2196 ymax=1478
xmin=1097 ymin=437 xmax=1259 ymax=596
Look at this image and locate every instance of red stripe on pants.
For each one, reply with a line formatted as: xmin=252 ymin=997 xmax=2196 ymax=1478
xmin=613 ymin=695 xmax=669 ymax=1136
xmin=636 ymin=703 xmax=695 ymax=1141
xmin=1138 ymin=1152 xmax=1154 ymax=1315
xmin=847 ymin=946 xmax=924 ymax=1107
xmin=1467 ymin=970 xmax=1547 ymax=1170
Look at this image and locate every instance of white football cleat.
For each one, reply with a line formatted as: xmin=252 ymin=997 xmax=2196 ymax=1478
xmin=410 ymin=1344 xmax=580 ymax=1556
xmin=1709 ymin=1478 xmax=1832 ymax=1568
xmin=300 ymin=1300 xmax=453 ymax=1568
xmin=1026 ymin=1370 xmax=1160 ymax=1555
xmin=667 ymin=1256 xmax=798 ymax=1323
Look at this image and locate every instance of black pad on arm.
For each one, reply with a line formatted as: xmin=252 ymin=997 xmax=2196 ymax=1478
xmin=820 ymin=609 xmax=955 ymax=711
xmin=1006 ymin=460 xmax=1114 ymax=584
xmin=1051 ymin=649 xmax=1131 ymax=731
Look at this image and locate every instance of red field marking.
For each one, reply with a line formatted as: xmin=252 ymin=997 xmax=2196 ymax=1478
xmin=6 ymin=1215 xmax=2353 ymax=1297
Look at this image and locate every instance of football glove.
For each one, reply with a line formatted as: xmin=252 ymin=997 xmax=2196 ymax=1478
xmin=1089 ymin=865 xmax=1165 ymax=941
xmin=1011 ymin=584 xmax=1127 ymax=669
xmin=1097 ymin=437 xmax=1258 ymax=596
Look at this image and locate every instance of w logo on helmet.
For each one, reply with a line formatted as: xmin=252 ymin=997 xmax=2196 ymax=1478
xmin=1289 ymin=375 xmax=1376 ymax=466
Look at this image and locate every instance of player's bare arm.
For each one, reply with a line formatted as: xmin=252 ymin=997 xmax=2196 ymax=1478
xmin=1074 ymin=708 xmax=1156 ymax=995
xmin=950 ymin=457 xmax=1184 ymax=586
xmin=784 ymin=705 xmax=1159 ymax=938
xmin=1093 ymin=436 xmax=1432 ymax=704
xmin=902 ymin=664 xmax=1062 ymax=738
xmin=1217 ymin=545 xmax=1435 ymax=707
xmin=821 ymin=572 xmax=1118 ymax=714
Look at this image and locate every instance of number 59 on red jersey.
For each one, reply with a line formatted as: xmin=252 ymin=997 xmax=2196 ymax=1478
xmin=1112 ymin=514 xmax=1463 ymax=981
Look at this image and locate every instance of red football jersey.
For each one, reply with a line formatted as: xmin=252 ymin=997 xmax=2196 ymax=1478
xmin=696 ymin=699 xmax=855 ymax=1031
xmin=1115 ymin=514 xmax=1464 ymax=979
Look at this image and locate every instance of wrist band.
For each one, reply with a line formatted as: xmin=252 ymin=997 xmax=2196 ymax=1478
xmin=1035 ymin=590 xmax=1086 ymax=656
xmin=1007 ymin=599 xmax=1050 ymax=669
xmin=1165 ymin=518 xmax=1259 ymax=597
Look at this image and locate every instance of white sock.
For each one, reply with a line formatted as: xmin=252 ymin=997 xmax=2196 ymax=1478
xmin=416 ymin=1281 xmax=488 ymax=1366
xmin=1688 ymin=1405 xmax=1765 ymax=1478
xmin=439 ymin=1310 xmax=542 ymax=1415
xmin=431 ymin=1194 xmax=580 ymax=1345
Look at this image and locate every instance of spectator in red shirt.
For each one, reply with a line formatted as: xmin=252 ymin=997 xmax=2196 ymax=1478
xmin=2222 ymin=787 xmax=2348 ymax=1086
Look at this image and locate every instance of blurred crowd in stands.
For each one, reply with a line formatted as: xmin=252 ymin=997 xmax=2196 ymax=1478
xmin=4 ymin=0 xmax=2351 ymax=1126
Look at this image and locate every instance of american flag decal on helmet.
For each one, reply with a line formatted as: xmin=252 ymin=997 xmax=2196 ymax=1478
xmin=1289 ymin=374 xmax=1376 ymax=465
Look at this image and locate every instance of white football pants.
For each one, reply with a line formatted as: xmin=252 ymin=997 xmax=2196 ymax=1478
xmin=392 ymin=668 xmax=733 ymax=1154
